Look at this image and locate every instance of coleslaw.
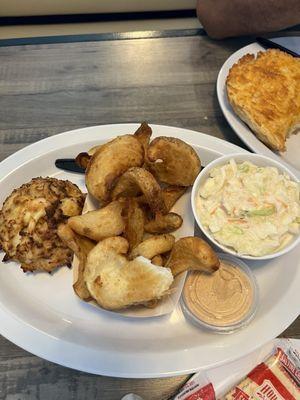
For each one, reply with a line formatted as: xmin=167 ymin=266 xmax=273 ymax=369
xmin=196 ymin=159 xmax=300 ymax=256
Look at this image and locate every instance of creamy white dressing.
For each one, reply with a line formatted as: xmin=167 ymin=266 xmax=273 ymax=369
xmin=197 ymin=160 xmax=300 ymax=256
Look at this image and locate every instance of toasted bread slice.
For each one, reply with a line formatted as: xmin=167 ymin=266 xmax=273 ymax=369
xmin=226 ymin=49 xmax=300 ymax=151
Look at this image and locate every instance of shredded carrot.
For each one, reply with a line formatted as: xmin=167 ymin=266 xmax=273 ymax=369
xmin=210 ymin=206 xmax=218 ymax=215
xmin=228 ymin=219 xmax=247 ymax=224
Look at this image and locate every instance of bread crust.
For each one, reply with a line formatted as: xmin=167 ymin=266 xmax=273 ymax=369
xmin=226 ymin=49 xmax=300 ymax=151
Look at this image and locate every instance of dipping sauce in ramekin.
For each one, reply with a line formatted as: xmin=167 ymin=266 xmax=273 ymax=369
xmin=182 ymin=254 xmax=259 ymax=333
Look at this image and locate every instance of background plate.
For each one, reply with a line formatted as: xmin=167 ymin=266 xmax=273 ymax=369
xmin=0 ymin=124 xmax=299 ymax=378
xmin=217 ymin=42 xmax=300 ymax=179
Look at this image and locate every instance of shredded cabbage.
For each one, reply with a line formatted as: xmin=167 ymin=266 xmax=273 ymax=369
xmin=197 ymin=160 xmax=300 ymax=256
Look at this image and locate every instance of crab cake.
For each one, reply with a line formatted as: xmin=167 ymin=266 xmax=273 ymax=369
xmin=0 ymin=177 xmax=85 ymax=272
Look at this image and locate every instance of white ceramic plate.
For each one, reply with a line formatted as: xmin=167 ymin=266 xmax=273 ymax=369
xmin=0 ymin=124 xmax=299 ymax=378
xmin=217 ymin=43 xmax=300 ymax=179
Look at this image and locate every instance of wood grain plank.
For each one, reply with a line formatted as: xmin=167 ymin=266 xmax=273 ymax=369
xmin=0 ymin=354 xmax=189 ymax=400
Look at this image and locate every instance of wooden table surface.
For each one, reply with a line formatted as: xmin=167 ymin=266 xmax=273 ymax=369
xmin=0 ymin=29 xmax=299 ymax=400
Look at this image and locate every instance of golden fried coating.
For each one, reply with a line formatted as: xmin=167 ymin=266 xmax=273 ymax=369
xmin=133 ymin=122 xmax=152 ymax=155
xmin=112 ymin=167 xmax=167 ymax=214
xmin=0 ymin=177 xmax=85 ymax=272
xmin=136 ymin=186 xmax=187 ymax=213
xmin=165 ymin=237 xmax=219 ymax=276
xmin=111 ymin=173 xmax=141 ymax=200
xmin=57 ymin=224 xmax=95 ymax=301
xmin=122 ymin=198 xmax=144 ymax=251
xmin=84 ymin=237 xmax=173 ymax=310
xmin=147 ymin=137 xmax=201 ymax=186
xmin=75 ymin=144 xmax=103 ymax=170
xmin=226 ymin=49 xmax=300 ymax=151
xmin=68 ymin=201 xmax=125 ymax=241
xmin=130 ymin=234 xmax=175 ymax=260
xmin=75 ymin=152 xmax=91 ymax=170
xmin=145 ymin=212 xmax=183 ymax=234
xmin=86 ymin=135 xmax=144 ymax=202
xmin=161 ymin=186 xmax=187 ymax=212
xmin=151 ymin=255 xmax=164 ymax=266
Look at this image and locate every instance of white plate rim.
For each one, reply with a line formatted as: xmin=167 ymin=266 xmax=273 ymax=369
xmin=0 ymin=123 xmax=299 ymax=378
xmin=216 ymin=43 xmax=300 ymax=179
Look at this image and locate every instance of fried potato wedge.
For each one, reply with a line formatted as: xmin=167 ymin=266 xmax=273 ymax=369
xmin=112 ymin=167 xmax=167 ymax=214
xmin=147 ymin=137 xmax=201 ymax=186
xmin=75 ymin=152 xmax=91 ymax=170
xmin=84 ymin=238 xmax=173 ymax=310
xmin=122 ymin=198 xmax=144 ymax=251
xmin=68 ymin=201 xmax=125 ymax=241
xmin=165 ymin=237 xmax=220 ymax=276
xmin=136 ymin=186 xmax=187 ymax=213
xmin=88 ymin=144 xmax=103 ymax=156
xmin=162 ymin=186 xmax=187 ymax=212
xmin=96 ymin=236 xmax=129 ymax=254
xmin=111 ymin=174 xmax=141 ymax=200
xmin=145 ymin=212 xmax=183 ymax=234
xmin=130 ymin=234 xmax=175 ymax=259
xmin=75 ymin=145 xmax=103 ymax=170
xmin=86 ymin=135 xmax=144 ymax=202
xmin=57 ymin=224 xmax=95 ymax=301
xmin=151 ymin=255 xmax=163 ymax=266
xmin=133 ymin=122 xmax=152 ymax=154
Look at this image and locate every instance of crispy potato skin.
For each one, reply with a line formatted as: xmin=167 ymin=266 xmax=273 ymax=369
xmin=145 ymin=212 xmax=183 ymax=234
xmin=113 ymin=167 xmax=167 ymax=215
xmin=133 ymin=122 xmax=152 ymax=155
xmin=151 ymin=255 xmax=164 ymax=266
xmin=130 ymin=234 xmax=175 ymax=260
xmin=86 ymin=135 xmax=144 ymax=202
xmin=162 ymin=186 xmax=187 ymax=212
xmin=122 ymin=198 xmax=144 ymax=251
xmin=147 ymin=136 xmax=201 ymax=186
xmin=68 ymin=201 xmax=125 ymax=241
xmin=111 ymin=174 xmax=141 ymax=200
xmin=166 ymin=236 xmax=219 ymax=276
xmin=75 ymin=152 xmax=91 ymax=170
xmin=57 ymin=224 xmax=95 ymax=301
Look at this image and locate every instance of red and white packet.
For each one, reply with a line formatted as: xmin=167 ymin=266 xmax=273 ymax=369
xmin=174 ymin=372 xmax=216 ymax=400
xmin=220 ymin=340 xmax=300 ymax=400
xmin=121 ymin=340 xmax=300 ymax=400
xmin=173 ymin=339 xmax=300 ymax=400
